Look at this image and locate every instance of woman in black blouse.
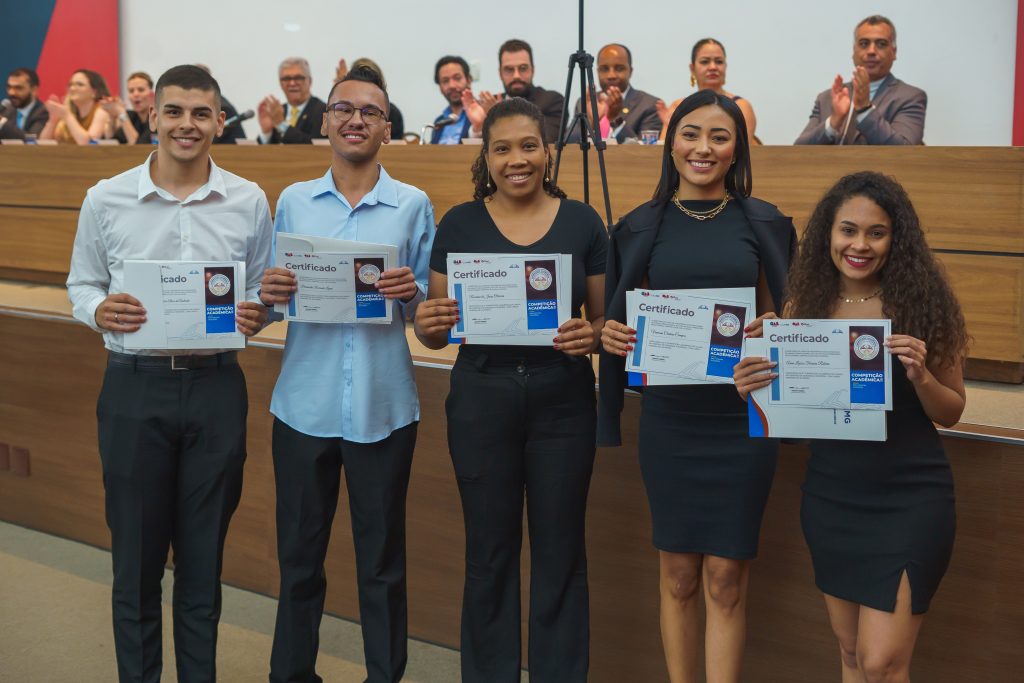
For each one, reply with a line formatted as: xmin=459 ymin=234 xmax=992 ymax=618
xmin=414 ymin=97 xmax=607 ymax=683
xmin=600 ymin=90 xmax=794 ymax=683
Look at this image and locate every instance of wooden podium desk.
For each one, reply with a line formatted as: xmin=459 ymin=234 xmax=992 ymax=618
xmin=1 ymin=282 xmax=1023 ymax=682
xmin=1 ymin=144 xmax=1021 ymax=382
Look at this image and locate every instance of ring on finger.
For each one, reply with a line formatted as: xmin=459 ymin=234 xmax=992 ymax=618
xmin=114 ymin=312 xmax=120 ymax=323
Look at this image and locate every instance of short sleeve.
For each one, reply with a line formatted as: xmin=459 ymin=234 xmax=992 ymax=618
xmin=580 ymin=203 xmax=608 ymax=276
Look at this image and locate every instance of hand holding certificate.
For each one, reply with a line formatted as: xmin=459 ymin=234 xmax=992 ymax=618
xmin=272 ymin=233 xmax=399 ymax=324
xmin=625 ymin=287 xmax=755 ymax=386
xmin=123 ymin=260 xmax=246 ymax=350
xmin=446 ymin=253 xmax=572 ymax=345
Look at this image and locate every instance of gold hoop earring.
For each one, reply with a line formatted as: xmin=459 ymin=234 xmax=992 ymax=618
xmin=690 ymin=74 xmax=696 ymax=87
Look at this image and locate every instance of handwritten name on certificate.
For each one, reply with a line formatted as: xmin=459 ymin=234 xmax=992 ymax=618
xmin=447 ymin=253 xmax=572 ymax=346
xmin=764 ymin=319 xmax=892 ymax=410
xmin=123 ymin=260 xmax=245 ymax=350
xmin=626 ymin=287 xmax=755 ymax=386
xmin=274 ymin=233 xmax=397 ymax=325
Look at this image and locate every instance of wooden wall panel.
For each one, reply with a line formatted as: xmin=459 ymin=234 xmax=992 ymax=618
xmin=2 ymin=311 xmax=1023 ymax=680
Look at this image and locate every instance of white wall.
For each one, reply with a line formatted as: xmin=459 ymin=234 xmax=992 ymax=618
xmin=120 ymin=0 xmax=1018 ymax=146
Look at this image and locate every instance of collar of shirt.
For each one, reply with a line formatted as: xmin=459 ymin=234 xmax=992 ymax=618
xmin=868 ymin=75 xmax=891 ymax=101
xmin=17 ymin=99 xmax=36 ymax=120
xmin=136 ymin=151 xmax=228 ymax=203
xmin=309 ymin=164 xmax=399 ymax=210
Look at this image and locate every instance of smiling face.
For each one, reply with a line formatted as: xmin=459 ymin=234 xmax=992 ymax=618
xmin=690 ymin=43 xmax=727 ymax=90
xmin=437 ymin=62 xmax=470 ymax=107
xmin=279 ymin=64 xmax=311 ymax=107
xmin=126 ymin=77 xmax=153 ymax=114
xmin=853 ymin=21 xmax=897 ymax=81
xmin=829 ymin=195 xmax=892 ymax=290
xmin=597 ymin=45 xmax=632 ymax=92
xmin=499 ymin=50 xmax=534 ymax=96
xmin=670 ymin=104 xmax=736 ymax=198
xmin=322 ymin=79 xmax=391 ymax=166
xmin=151 ymin=85 xmax=224 ymax=165
xmin=67 ymin=71 xmax=98 ymax=106
xmin=485 ymin=114 xmax=548 ymax=200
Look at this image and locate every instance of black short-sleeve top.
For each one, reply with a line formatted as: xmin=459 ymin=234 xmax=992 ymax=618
xmin=430 ymin=198 xmax=608 ymax=363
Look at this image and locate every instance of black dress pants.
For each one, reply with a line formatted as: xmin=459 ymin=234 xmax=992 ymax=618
xmin=96 ymin=354 xmax=247 ymax=683
xmin=269 ymin=418 xmax=417 ymax=683
xmin=445 ymin=352 xmax=596 ymax=683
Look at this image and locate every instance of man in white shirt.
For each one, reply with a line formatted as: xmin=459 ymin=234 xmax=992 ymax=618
xmin=66 ymin=64 xmax=273 ymax=683
xmin=258 ymin=56 xmax=328 ymax=144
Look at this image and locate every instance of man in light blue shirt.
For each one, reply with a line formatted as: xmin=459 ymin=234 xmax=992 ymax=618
xmin=259 ymin=65 xmax=434 ymax=683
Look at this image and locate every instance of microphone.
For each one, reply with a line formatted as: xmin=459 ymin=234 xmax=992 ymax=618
xmin=433 ymin=114 xmax=460 ymax=129
xmin=224 ymin=109 xmax=254 ymax=127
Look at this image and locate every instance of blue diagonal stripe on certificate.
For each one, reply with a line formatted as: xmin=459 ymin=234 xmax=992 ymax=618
xmin=770 ymin=347 xmax=781 ymax=401
xmin=454 ymin=283 xmax=465 ymax=334
xmin=632 ymin=315 xmax=647 ymax=367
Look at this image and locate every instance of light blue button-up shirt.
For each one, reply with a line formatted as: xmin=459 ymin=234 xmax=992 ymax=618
xmin=269 ymin=166 xmax=435 ymax=443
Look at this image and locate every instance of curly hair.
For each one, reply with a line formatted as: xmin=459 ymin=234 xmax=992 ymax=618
xmin=470 ymin=97 xmax=567 ymax=201
xmin=786 ymin=171 xmax=968 ymax=367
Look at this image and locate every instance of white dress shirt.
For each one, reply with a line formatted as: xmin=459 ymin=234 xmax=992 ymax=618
xmin=66 ymin=152 xmax=274 ymax=354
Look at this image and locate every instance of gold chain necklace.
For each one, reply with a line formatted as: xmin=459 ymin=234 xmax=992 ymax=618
xmin=672 ymin=192 xmax=731 ymax=221
xmin=839 ymin=289 xmax=882 ymax=304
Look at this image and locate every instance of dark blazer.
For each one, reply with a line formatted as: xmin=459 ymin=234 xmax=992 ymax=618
xmin=262 ymin=96 xmax=328 ymax=144
xmin=794 ymin=74 xmax=926 ymax=145
xmin=215 ymin=96 xmax=247 ymax=144
xmin=597 ymin=196 xmax=797 ymax=446
xmin=0 ymin=99 xmax=49 ymax=139
xmin=524 ymin=85 xmax=565 ymax=144
xmin=567 ymin=87 xmax=661 ymax=143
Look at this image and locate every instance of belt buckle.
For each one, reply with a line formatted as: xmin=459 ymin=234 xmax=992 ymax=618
xmin=170 ymin=355 xmax=190 ymax=371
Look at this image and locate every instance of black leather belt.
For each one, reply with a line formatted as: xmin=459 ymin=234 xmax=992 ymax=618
xmin=107 ymin=351 xmax=238 ymax=371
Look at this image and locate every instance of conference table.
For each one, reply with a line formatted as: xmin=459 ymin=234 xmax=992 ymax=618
xmin=1 ymin=144 xmax=1022 ymax=681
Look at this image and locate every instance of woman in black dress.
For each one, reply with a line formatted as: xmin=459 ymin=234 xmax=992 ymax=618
xmin=735 ymin=172 xmax=968 ymax=682
xmin=599 ymin=90 xmax=795 ymax=682
xmin=414 ymin=98 xmax=607 ymax=683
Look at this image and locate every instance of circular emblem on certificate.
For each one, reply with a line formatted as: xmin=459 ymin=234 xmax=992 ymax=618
xmin=358 ymin=264 xmax=381 ymax=285
xmin=528 ymin=267 xmax=552 ymax=291
xmin=208 ymin=273 xmax=231 ymax=297
xmin=854 ymin=334 xmax=880 ymax=360
xmin=716 ymin=312 xmax=741 ymax=337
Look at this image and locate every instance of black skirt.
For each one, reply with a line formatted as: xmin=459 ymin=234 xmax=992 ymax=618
xmin=638 ymin=385 xmax=778 ymax=559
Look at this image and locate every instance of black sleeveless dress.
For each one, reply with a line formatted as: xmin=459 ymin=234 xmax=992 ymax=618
xmin=638 ymin=200 xmax=778 ymax=559
xmin=801 ymin=362 xmax=956 ymax=614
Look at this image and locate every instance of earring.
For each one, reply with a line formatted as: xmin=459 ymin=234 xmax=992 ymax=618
xmin=690 ymin=74 xmax=696 ymax=87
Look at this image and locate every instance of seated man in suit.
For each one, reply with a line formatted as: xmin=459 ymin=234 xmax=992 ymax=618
xmin=0 ymin=67 xmax=49 ymax=140
xmin=567 ymin=43 xmax=660 ymax=144
xmin=795 ymin=15 xmax=925 ymax=145
xmin=258 ymin=57 xmax=327 ymax=144
xmin=462 ymin=38 xmax=564 ymax=143
xmin=430 ymin=55 xmax=472 ymax=144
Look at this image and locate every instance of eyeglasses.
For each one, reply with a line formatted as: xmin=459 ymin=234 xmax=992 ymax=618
xmin=327 ymin=101 xmax=386 ymax=125
xmin=279 ymin=75 xmax=308 ymax=84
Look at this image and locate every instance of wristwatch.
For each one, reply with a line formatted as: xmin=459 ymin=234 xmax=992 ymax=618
xmin=855 ymin=104 xmax=873 ymax=116
xmin=118 ymin=112 xmax=129 ymax=123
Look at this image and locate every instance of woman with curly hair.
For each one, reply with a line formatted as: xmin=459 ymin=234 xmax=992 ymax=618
xmin=414 ymin=97 xmax=606 ymax=682
xmin=600 ymin=89 xmax=795 ymax=683
xmin=735 ymin=171 xmax=968 ymax=683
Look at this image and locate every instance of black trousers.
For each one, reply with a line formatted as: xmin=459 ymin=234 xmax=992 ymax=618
xmin=269 ymin=418 xmax=417 ymax=683
xmin=446 ymin=353 xmax=596 ymax=683
xmin=96 ymin=355 xmax=247 ymax=683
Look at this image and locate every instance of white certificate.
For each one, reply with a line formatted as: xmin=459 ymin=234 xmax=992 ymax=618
xmin=274 ymin=233 xmax=398 ymax=324
xmin=764 ymin=319 xmax=892 ymax=410
xmin=447 ymin=253 xmax=572 ymax=346
xmin=625 ymin=287 xmax=755 ymax=386
xmin=123 ymin=260 xmax=246 ymax=350
xmin=745 ymin=339 xmax=887 ymax=441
